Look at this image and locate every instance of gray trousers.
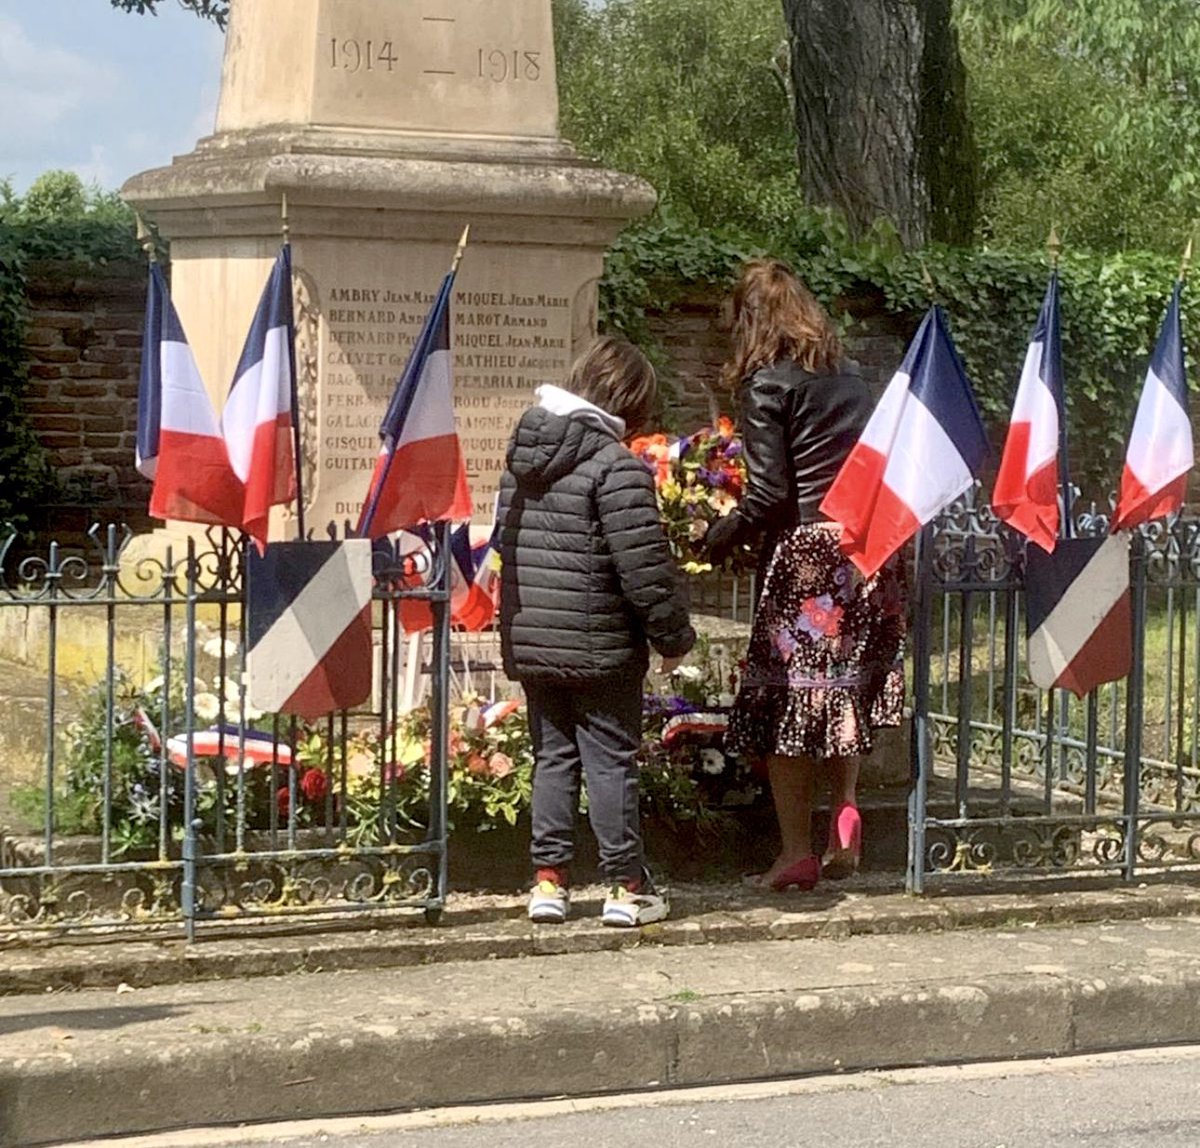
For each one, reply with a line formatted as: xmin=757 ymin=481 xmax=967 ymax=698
xmin=525 ymin=676 xmax=645 ymax=885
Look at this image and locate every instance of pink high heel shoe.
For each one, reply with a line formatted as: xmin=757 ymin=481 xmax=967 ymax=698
xmin=822 ymin=803 xmax=861 ymax=881
xmin=768 ymin=854 xmax=822 ymax=892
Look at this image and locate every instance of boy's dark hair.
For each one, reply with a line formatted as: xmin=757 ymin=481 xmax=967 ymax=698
xmin=563 ymin=335 xmax=657 ymax=435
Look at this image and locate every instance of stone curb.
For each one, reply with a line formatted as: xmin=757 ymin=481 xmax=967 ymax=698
xmin=4 ymin=879 xmax=1200 ymax=996
xmin=3 ymin=964 xmax=1200 ymax=1146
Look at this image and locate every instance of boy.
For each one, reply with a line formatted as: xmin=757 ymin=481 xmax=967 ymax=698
xmin=496 ymin=336 xmax=695 ymax=926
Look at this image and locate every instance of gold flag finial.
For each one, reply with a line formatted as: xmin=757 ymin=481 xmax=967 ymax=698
xmin=451 ymin=224 xmax=471 ymax=274
xmin=1181 ymin=233 xmax=1194 ymax=282
xmin=919 ymin=257 xmax=937 ymax=304
xmin=1047 ymin=225 xmax=1062 ymax=270
xmin=281 ymin=192 xmax=290 ymax=245
xmin=135 ymin=214 xmax=157 ymax=264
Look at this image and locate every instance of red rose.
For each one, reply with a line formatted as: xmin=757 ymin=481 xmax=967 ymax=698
xmin=276 ymin=786 xmax=290 ymax=819
xmin=300 ymin=768 xmax=329 ymax=803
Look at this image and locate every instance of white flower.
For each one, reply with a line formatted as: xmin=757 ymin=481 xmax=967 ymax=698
xmin=700 ymin=748 xmax=726 ymax=775
xmin=193 ymin=692 xmax=222 ymax=722
xmin=671 ymin=665 xmax=703 ymax=682
xmin=142 ymin=675 xmax=165 ymax=696
xmin=203 ymin=637 xmax=239 ymax=659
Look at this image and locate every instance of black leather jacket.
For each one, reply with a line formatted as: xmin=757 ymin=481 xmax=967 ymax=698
xmin=709 ymin=359 xmax=871 ymax=556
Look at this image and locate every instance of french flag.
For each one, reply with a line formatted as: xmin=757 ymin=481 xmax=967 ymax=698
xmin=398 ymin=525 xmax=496 ymax=634
xmin=356 ymin=270 xmax=472 ymax=539
xmin=1111 ymin=282 xmax=1192 ymax=531
xmin=223 ymin=246 xmax=298 ymax=551
xmin=820 ymin=306 xmax=989 ymax=578
xmin=136 ymin=264 xmax=242 ymax=527
xmin=991 ymin=274 xmax=1064 ymax=551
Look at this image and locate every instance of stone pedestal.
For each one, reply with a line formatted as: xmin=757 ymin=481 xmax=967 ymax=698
xmin=122 ymin=0 xmax=654 ymax=535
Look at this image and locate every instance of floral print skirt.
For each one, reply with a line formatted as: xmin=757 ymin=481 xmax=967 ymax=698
xmin=725 ymin=524 xmax=906 ymax=761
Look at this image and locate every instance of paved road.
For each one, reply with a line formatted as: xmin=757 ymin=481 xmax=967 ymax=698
xmin=78 ymin=1046 xmax=1200 ymax=1148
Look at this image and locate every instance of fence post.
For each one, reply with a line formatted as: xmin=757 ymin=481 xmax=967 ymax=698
xmin=907 ymin=524 xmax=935 ymax=894
xmin=182 ymin=535 xmax=200 ymax=943
xmin=426 ymin=520 xmax=452 ymax=923
xmin=1123 ymin=531 xmax=1147 ymax=881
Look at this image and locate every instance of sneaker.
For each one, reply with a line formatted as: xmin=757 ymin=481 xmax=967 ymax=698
xmin=528 ymin=879 xmax=569 ymax=923
xmin=601 ymin=872 xmax=668 ymax=927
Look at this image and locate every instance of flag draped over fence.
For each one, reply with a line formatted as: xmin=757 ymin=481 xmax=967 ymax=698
xmin=820 ymin=305 xmax=989 ymax=577
xmin=357 ymin=266 xmax=472 ymax=539
xmin=1112 ymin=282 xmax=1192 ymax=531
xmin=1025 ymin=534 xmax=1131 ymax=697
xmin=222 ymin=246 xmax=298 ymax=550
xmin=136 ymin=264 xmax=243 ymax=526
xmin=246 ymin=539 xmax=374 ymax=719
xmin=992 ymin=273 xmax=1065 ymax=551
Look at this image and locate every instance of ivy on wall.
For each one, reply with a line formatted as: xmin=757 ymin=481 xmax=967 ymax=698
xmin=599 ymin=209 xmax=1198 ymax=498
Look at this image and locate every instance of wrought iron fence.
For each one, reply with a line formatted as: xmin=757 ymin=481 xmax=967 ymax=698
xmin=0 ymin=524 xmax=453 ymax=939
xmin=908 ymin=489 xmax=1200 ymax=889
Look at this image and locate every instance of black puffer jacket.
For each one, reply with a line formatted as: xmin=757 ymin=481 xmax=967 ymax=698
xmin=496 ymin=399 xmax=695 ymax=684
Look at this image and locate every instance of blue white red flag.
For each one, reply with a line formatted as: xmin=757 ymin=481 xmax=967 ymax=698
xmin=1026 ymin=534 xmax=1131 ymax=697
xmin=992 ymin=273 xmax=1064 ymax=551
xmin=1111 ymin=282 xmax=1192 ymax=531
xmin=246 ymin=540 xmax=374 ymax=720
xmin=820 ymin=306 xmax=989 ymax=577
xmin=356 ymin=271 xmax=472 ymax=538
xmin=398 ymin=525 xmax=497 ymax=634
xmin=136 ymin=264 xmax=242 ymax=526
xmin=223 ymin=246 xmax=298 ymax=552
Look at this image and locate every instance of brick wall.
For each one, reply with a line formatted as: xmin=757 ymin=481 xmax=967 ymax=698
xmin=18 ymin=265 xmax=912 ymax=535
xmin=646 ymin=283 xmax=912 ymax=433
xmin=22 ymin=259 xmax=153 ymax=537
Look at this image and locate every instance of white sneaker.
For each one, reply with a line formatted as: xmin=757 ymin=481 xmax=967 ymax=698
xmin=601 ymin=875 xmax=668 ymax=927
xmin=528 ymin=879 xmax=569 ymax=923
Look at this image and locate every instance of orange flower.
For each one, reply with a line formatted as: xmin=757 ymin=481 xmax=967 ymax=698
xmin=716 ymin=415 xmax=735 ymax=438
xmin=465 ymin=752 xmax=491 ymax=776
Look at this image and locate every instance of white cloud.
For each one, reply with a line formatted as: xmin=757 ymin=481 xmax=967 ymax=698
xmin=0 ymin=15 xmax=122 ymax=154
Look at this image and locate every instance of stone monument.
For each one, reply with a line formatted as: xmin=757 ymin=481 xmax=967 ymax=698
xmin=122 ymin=0 xmax=655 ymax=533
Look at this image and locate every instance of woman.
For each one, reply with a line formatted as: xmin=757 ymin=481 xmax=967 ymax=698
xmin=703 ymin=259 xmax=906 ymax=892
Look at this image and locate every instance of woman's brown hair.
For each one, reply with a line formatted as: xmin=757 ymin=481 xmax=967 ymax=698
xmin=721 ymin=258 xmax=843 ymax=389
xmin=563 ymin=334 xmax=657 ymax=434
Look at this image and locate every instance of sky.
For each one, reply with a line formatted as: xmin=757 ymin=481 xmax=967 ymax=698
xmin=0 ymin=0 xmax=225 ymax=194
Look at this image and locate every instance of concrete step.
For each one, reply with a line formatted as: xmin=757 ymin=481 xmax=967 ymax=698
xmin=4 ymin=913 xmax=1200 ymax=1146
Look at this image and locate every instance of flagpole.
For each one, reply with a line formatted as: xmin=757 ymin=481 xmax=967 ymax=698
xmin=281 ymin=193 xmax=306 ymax=540
xmin=1047 ymin=226 xmax=1073 ymax=539
xmin=357 ymin=225 xmax=470 ymax=538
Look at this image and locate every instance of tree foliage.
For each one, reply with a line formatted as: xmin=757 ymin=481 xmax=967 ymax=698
xmin=108 ymin=0 xmax=228 ymax=27
xmin=553 ymin=0 xmax=796 ymax=234
xmin=959 ymin=0 xmax=1200 ymax=251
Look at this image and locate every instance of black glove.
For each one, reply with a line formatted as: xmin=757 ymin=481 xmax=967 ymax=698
xmin=703 ymin=511 xmax=744 ymax=567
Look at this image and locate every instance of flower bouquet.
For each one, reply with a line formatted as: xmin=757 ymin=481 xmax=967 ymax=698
xmin=630 ymin=417 xmax=751 ymax=574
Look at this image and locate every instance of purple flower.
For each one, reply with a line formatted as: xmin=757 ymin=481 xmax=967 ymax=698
xmin=724 ymin=441 xmax=743 ymax=458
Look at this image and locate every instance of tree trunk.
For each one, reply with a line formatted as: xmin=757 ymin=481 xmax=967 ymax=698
xmin=782 ymin=0 xmax=975 ymax=247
